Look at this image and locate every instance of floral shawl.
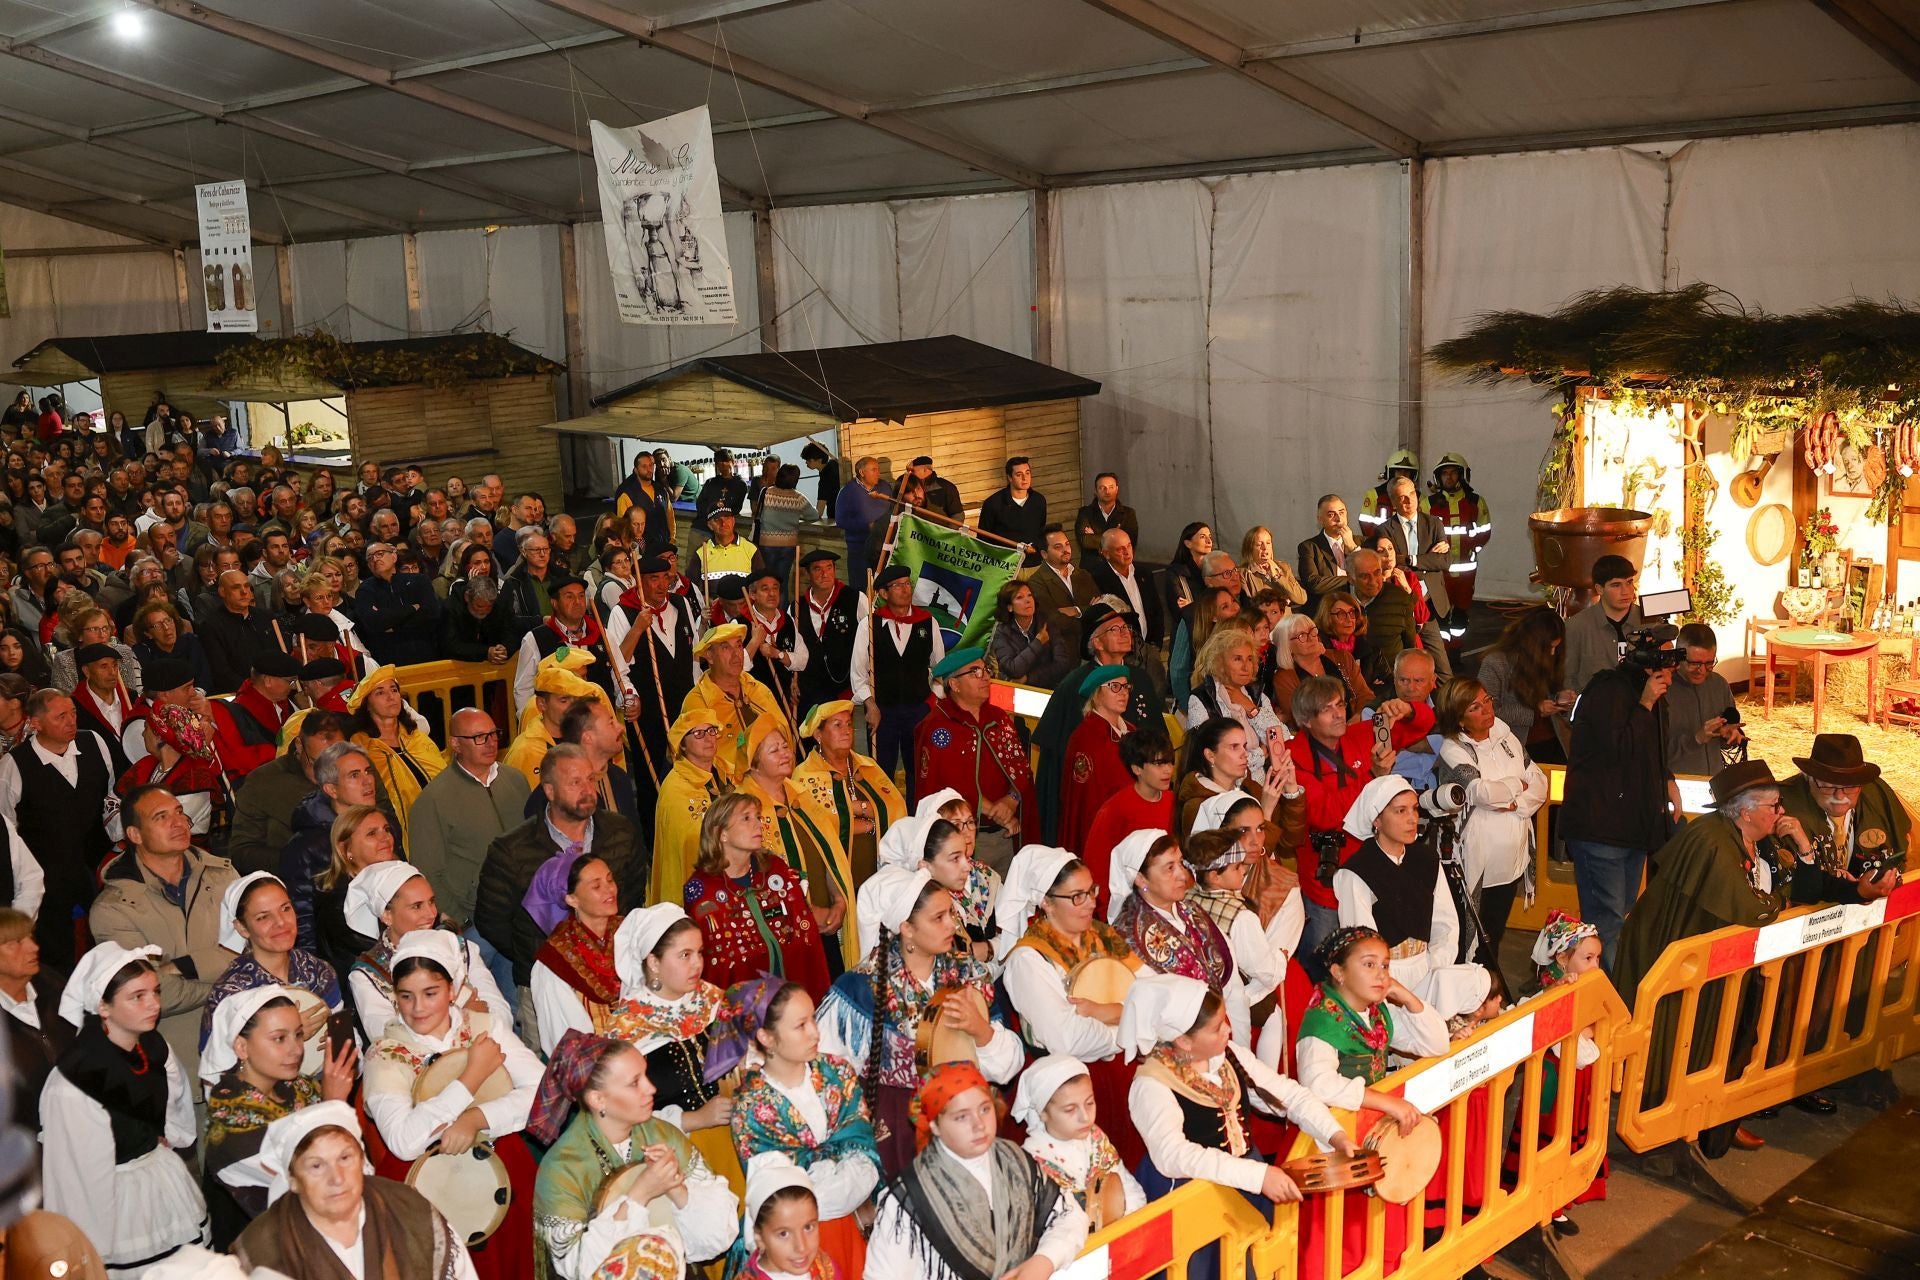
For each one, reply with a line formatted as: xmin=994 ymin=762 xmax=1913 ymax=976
xmin=604 ymin=981 xmax=725 ymax=1055
xmin=819 ymin=943 xmax=998 ymax=1089
xmin=1024 ymin=1129 xmax=1125 ymax=1215
xmin=199 ymin=948 xmax=341 ymax=1047
xmin=729 ymin=1053 xmax=881 ymax=1176
xmin=1296 ymin=985 xmax=1394 ymax=1086
xmin=1115 ymin=894 xmax=1233 ymax=988
xmin=1009 ymin=916 xmax=1139 ymax=974
xmin=535 ymin=913 xmax=624 ymax=1030
xmin=532 ymin=1106 xmax=700 ymax=1278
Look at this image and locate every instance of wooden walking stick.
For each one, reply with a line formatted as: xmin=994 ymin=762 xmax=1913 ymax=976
xmin=589 ymin=594 xmax=660 ymax=790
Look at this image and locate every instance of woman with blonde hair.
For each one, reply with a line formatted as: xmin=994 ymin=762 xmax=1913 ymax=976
xmin=1186 ymin=625 xmax=1284 ymax=779
xmin=347 ymin=667 xmax=444 ymax=841
xmin=313 ymin=804 xmax=400 ymax=981
xmin=682 ymin=789 xmax=832 ymax=997
xmin=1313 ymin=589 xmax=1373 ymax=676
xmin=1240 ymin=526 xmax=1306 ymax=607
xmin=1169 ymin=585 xmax=1243 ymax=705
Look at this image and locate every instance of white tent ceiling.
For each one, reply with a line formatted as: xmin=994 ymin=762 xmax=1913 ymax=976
xmin=0 ymin=0 xmax=1914 ymax=245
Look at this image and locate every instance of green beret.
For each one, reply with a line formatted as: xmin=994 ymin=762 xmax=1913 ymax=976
xmin=1078 ymin=663 xmax=1132 ymax=697
xmin=932 ymin=646 xmax=987 ymax=679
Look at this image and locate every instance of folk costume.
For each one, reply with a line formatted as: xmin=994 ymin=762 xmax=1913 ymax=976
xmin=1012 ymin=1054 xmax=1147 ymax=1224
xmin=530 ymin=908 xmax=624 ymax=1054
xmin=681 ymin=638 xmax=784 ymax=780
xmin=116 ymin=700 xmax=223 ymax=836
xmin=914 ymin=687 xmax=1037 ymax=871
xmin=1108 ymin=829 xmax=1252 ymax=1045
xmin=737 ymin=716 xmax=860 ymax=974
xmin=199 ymin=872 xmax=343 ymax=1051
xmin=605 ymin=581 xmax=702 ymax=796
xmin=685 ymin=850 xmax=832 ymax=1000
xmin=855 ymin=788 xmax=1003 ymax=966
xmin=199 ymin=984 xmax=326 ymax=1247
xmin=793 ymin=565 xmax=860 ymax=723
xmin=650 ymin=708 xmax=730 ymax=906
xmin=740 ymin=1160 xmax=847 ymax=1280
xmin=343 ymin=866 xmax=508 ymax=1042
xmin=1502 ymin=914 xmax=1606 ymax=1212
xmin=1058 ymin=705 xmax=1135 ymax=872
xmin=1081 ymin=782 xmax=1175 ymax=920
xmin=792 ymin=701 xmax=905 ymax=892
xmin=529 ymin=1031 xmax=739 ymax=1280
xmin=850 ymin=580 xmax=941 ymax=793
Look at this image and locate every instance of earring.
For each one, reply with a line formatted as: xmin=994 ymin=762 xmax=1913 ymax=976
xmin=901 ymin=939 xmax=913 ymax=957
xmin=646 ymin=972 xmax=662 ymax=991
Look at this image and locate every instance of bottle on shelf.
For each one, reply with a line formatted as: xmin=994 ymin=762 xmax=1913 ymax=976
xmin=1797 ymin=559 xmax=1812 ymax=590
xmin=1811 ymin=562 xmax=1824 ymax=590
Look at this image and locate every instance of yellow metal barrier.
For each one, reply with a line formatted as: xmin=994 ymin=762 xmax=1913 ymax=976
xmin=1612 ymin=875 xmax=1920 ymax=1151
xmin=1069 ymin=971 xmax=1630 ymax=1280
xmin=388 ymin=658 xmax=514 ymax=732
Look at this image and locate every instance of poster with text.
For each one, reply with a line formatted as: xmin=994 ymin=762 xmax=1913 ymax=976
xmin=195 ymin=180 xmax=257 ymax=332
xmin=590 ymin=109 xmax=736 ymax=326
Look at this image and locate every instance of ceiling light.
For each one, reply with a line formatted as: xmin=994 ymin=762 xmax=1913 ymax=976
xmin=110 ymin=9 xmax=145 ymax=40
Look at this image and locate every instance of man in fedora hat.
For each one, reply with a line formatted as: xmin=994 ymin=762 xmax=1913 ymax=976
xmin=1779 ymin=733 xmax=1910 ymax=880
xmin=1614 ymin=758 xmax=1896 ymax=1155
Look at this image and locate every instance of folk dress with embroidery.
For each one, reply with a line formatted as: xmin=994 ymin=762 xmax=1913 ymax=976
xmin=651 ymin=758 xmax=727 ymax=905
xmin=1058 ymin=713 xmax=1134 ymax=860
xmin=197 ymin=948 xmax=342 ymax=1048
xmin=685 ymin=854 xmax=833 ymax=1000
xmin=530 ymin=913 xmax=625 ymax=1055
xmin=603 ymin=980 xmax=745 ymax=1199
xmin=1023 ymin=1127 xmax=1147 ymax=1221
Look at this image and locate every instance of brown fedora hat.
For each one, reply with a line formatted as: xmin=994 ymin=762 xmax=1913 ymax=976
xmin=1791 ymin=734 xmax=1882 ymax=786
xmin=1709 ymin=759 xmax=1782 ymax=808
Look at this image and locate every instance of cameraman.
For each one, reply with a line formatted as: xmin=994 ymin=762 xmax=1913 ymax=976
xmin=1665 ymin=622 xmax=1743 ymax=777
xmin=1286 ymin=674 xmax=1398 ymax=966
xmin=1561 ymin=624 xmax=1684 ymax=965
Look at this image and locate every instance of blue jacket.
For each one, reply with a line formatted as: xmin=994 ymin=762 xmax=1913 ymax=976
xmin=835 ymin=477 xmax=892 ymax=533
xmin=355 ymin=570 xmax=443 ymax=666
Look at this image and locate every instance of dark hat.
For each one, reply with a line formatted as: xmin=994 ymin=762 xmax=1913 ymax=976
xmin=639 ymin=553 xmax=674 ymax=575
xmin=1710 ymin=759 xmax=1783 ymax=807
xmin=75 ymin=642 xmax=118 ymax=667
xmin=549 ymin=573 xmax=587 ymax=595
xmin=139 ymin=654 xmax=195 ymax=692
xmin=910 ymin=455 xmax=934 ymax=468
xmin=299 ymin=656 xmax=347 ymax=681
xmin=1078 ymin=600 xmax=1136 ymax=659
xmin=711 ymin=576 xmax=747 ymax=601
xmin=1792 ymin=734 xmax=1882 ymax=786
xmin=707 ymin=504 xmax=736 ymax=519
xmin=874 ymin=564 xmax=912 ymax=589
xmin=295 ymin=613 xmax=341 ymax=642
xmin=800 ymin=549 xmax=840 ymax=567
xmin=747 ymin=566 xmax=782 ymax=586
xmin=252 ymin=650 xmax=300 ymax=678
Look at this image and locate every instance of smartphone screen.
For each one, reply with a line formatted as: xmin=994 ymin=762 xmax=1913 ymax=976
xmin=327 ymin=1010 xmax=357 ymax=1055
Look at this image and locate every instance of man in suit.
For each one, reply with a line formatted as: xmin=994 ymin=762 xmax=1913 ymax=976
xmin=1296 ymin=493 xmax=1355 ymax=611
xmin=1088 ymin=528 xmax=1165 ymax=649
xmin=1377 ymin=476 xmax=1454 ymax=677
xmin=1349 ymin=548 xmax=1419 ymax=692
xmin=1027 ymin=525 xmax=1099 ymax=658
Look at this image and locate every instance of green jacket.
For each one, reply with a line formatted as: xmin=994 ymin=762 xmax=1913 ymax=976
xmin=228 ymin=753 xmax=318 ymax=877
xmin=1777 ymin=773 xmax=1910 ymax=877
xmin=1358 ymin=584 xmax=1419 ymax=689
xmin=407 ymin=761 xmax=534 ymax=928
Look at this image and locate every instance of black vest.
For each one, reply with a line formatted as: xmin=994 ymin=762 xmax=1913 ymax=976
xmin=795 ymin=585 xmax=860 ymax=695
xmin=1167 ymin=1051 xmax=1259 ymax=1154
xmin=5 ymin=986 xmax=73 ymax=1130
xmin=10 ymin=735 xmax=112 ymax=897
xmin=529 ymin=621 xmax=621 ymax=710
xmin=1341 ymin=836 xmax=1440 ymax=948
xmin=615 ymin=597 xmax=698 ymax=714
xmin=872 ymin=613 xmax=935 ymax=707
xmin=223 ymin=696 xmax=281 ymax=748
xmin=745 ymin=611 xmax=799 ymax=694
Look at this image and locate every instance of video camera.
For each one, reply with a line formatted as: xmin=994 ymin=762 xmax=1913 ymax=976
xmin=1620 ymin=622 xmax=1683 ymax=672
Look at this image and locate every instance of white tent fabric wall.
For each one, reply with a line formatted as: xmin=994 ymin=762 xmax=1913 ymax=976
xmin=289 ymin=236 xmax=409 ymax=341
xmin=894 ymin=194 xmax=1034 ymax=358
xmin=1420 ymin=147 xmax=1671 ymax=598
xmin=414 ymin=225 xmax=566 ymax=360
xmin=772 ymin=202 xmax=901 ymax=351
xmin=287 ymin=240 xmax=348 ymax=339
xmin=1051 ymin=180 xmax=1213 ymax=557
xmin=1206 ymin=165 xmax=1403 ymax=554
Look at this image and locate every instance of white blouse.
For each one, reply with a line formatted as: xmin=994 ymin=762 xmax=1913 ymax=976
xmin=1437 ymin=725 xmax=1549 ymax=891
xmin=1128 ymin=1042 xmax=1345 ymax=1194
xmin=866 ymin=1141 xmax=1089 ymax=1280
xmin=749 ymin=1068 xmax=880 ymax=1221
xmin=363 ymin=1006 xmax=545 ymax=1160
xmin=347 ymin=936 xmax=509 ymax=1044
xmin=1332 ymin=857 xmax=1492 ymax=1019
xmin=321 ymin=1204 xmax=480 ymax=1280
xmin=1280 ymin=999 xmax=1450 ymax=1112
xmin=1002 ymin=947 xmax=1124 ymax=1062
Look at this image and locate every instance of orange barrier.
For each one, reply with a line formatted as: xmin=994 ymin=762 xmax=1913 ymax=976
xmin=1612 ymin=874 xmax=1920 ymax=1151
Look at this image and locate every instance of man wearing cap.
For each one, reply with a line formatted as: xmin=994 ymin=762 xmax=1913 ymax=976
xmin=692 ymin=450 xmax=749 ymax=552
xmin=1612 ymin=759 xmax=1896 ymax=1155
xmin=69 ymin=642 xmax=136 ymax=776
xmin=505 ymin=651 xmax=605 ymax=788
xmin=89 ymin=782 xmax=238 ymax=1096
xmin=705 ymin=574 xmax=749 ymax=629
xmin=896 ymin=455 xmax=963 ymax=521
xmin=355 ymin=538 xmax=442 ymax=667
xmin=513 ymin=573 xmax=620 ymax=719
xmin=606 ymin=552 xmax=701 ymax=787
xmin=978 ymin=456 xmax=1048 ymax=568
xmin=298 ymin=656 xmax=355 ymax=714
xmin=1032 ymin=601 xmax=1163 ymax=844
xmin=915 ymin=648 xmax=1036 ymax=876
xmin=693 ymin=505 xmax=759 ymax=607
xmin=200 ymin=570 xmax=282 ymax=695
xmin=681 ymin=622 xmax=783 ymax=780
xmin=209 ymin=650 xmax=299 ymax=781
xmin=793 ymin=549 xmax=859 ymax=723
xmin=851 ymin=564 xmax=943 ymax=793
xmin=229 ymin=709 xmax=355 ymax=876
xmin=742 ymin=566 xmax=809 ymax=703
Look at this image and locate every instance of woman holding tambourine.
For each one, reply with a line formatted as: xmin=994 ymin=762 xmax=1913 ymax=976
xmin=363 ymin=929 xmax=544 ymax=1280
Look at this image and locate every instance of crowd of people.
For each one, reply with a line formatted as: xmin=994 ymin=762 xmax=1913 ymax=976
xmin=0 ymin=414 xmax=1906 ymax=1280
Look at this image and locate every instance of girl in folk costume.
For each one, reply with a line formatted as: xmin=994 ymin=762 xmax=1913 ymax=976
xmin=201 ymin=984 xmax=358 ymax=1247
xmin=998 ymin=845 xmax=1148 ymax=1168
xmin=1013 ymin=1054 xmax=1147 ymax=1226
xmin=684 ymin=791 xmax=833 ymax=1000
xmin=867 ymin=1061 xmax=1091 ymax=1280
xmin=347 ymin=666 xmax=446 ymax=844
xmin=1502 ymin=914 xmax=1607 ymax=1231
xmin=201 ymin=872 xmax=343 ymax=1052
xmin=528 ymin=1030 xmax=740 ymax=1280
xmin=530 ymin=855 xmax=624 ymax=1054
xmin=792 ymin=698 xmax=905 ymax=890
xmin=1332 ymin=776 xmax=1493 ymax=1020
xmin=343 ymin=862 xmax=506 ymax=1042
xmin=363 ymin=929 xmax=544 ymax=1280
xmin=736 ymin=712 xmax=859 ymax=975
xmin=741 ymin=1160 xmax=845 ymax=1280
xmin=1109 ymin=829 xmax=1253 ymax=1045
xmin=232 ymin=1102 xmax=480 ymax=1280
xmin=650 ymin=707 xmax=730 ymax=906
xmin=601 ymin=903 xmax=744 ymax=1201
xmin=1080 ymin=727 xmax=1179 ymax=921
xmin=712 ymin=975 xmax=882 ymax=1279
xmin=42 ymin=943 xmax=211 ymax=1273
xmin=855 ymin=788 xmax=1002 ymax=967
xmin=1058 ymin=664 xmax=1137 ymax=863
xmin=1290 ymin=927 xmax=1449 ymax=1280
xmin=1122 ymin=975 xmax=1355 ymax=1280
xmin=816 ymin=869 xmax=1023 ymax=1175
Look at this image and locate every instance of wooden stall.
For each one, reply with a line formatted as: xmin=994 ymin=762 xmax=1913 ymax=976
xmin=542 ymin=335 xmax=1100 ymax=519
xmin=11 ymin=330 xmax=253 ymax=425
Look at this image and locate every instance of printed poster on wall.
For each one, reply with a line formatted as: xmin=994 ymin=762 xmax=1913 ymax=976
xmin=195 ymin=179 xmax=258 ymax=332
xmin=590 ymin=109 xmax=736 ymax=326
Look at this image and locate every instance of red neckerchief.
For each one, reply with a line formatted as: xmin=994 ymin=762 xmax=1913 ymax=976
xmin=72 ymin=679 xmax=133 ymax=726
xmin=875 ymin=603 xmax=932 ymax=626
xmin=544 ymin=611 xmax=603 ymax=648
xmin=748 ymin=606 xmax=788 ymax=635
xmin=805 ymin=582 xmax=845 ymax=622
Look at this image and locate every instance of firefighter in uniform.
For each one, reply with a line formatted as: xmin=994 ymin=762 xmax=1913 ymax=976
xmin=1357 ymin=448 xmax=1421 ymax=537
xmin=1427 ymin=451 xmax=1491 ymax=647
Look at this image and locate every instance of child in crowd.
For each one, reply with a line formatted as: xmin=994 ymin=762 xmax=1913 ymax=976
xmin=1503 ymin=912 xmax=1608 ymax=1233
xmin=741 ymin=1159 xmax=845 ymax=1280
xmin=1013 ymin=1053 xmax=1147 ymax=1228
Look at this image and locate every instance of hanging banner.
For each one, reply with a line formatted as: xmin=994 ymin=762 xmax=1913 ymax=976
xmin=885 ymin=512 xmax=1026 ymax=650
xmin=194 ymin=179 xmax=258 ymax=332
xmin=589 ymin=109 xmax=736 ymax=326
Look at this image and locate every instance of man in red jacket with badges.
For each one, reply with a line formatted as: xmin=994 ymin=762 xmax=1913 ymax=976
xmin=914 ymin=647 xmax=1037 ymax=877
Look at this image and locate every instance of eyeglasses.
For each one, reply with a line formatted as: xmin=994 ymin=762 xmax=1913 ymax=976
xmin=950 ymin=665 xmax=990 ymax=681
xmin=1046 ymin=888 xmax=1097 ymax=906
xmin=682 ymin=725 xmax=719 ymax=740
xmin=1291 ymin=628 xmax=1320 ymax=642
xmin=453 ymin=730 xmax=502 ymax=744
xmin=947 ymin=817 xmax=978 ymax=831
xmin=1330 ymin=607 xmax=1359 ymax=619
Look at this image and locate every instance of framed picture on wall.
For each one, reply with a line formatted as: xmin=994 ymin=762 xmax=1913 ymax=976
xmin=1828 ymin=438 xmax=1874 ymax=498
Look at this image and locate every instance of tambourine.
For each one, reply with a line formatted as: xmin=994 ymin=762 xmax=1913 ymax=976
xmin=1066 ymin=956 xmax=1135 ymax=1005
xmin=412 ymin=1048 xmax=515 ymax=1108
xmin=1088 ymin=1170 xmax=1128 ymax=1232
xmin=1278 ymin=1149 xmax=1385 ymax=1196
xmin=1363 ymin=1113 xmax=1443 ymax=1205
xmin=914 ymin=986 xmax=989 ymax=1076
xmin=592 ymin=1156 xmax=682 ymax=1228
xmin=407 ymin=1144 xmax=511 ymax=1245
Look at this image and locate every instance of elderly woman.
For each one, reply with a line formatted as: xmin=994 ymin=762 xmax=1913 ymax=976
xmin=347 ymin=665 xmax=445 ymax=841
xmin=1434 ymin=678 xmax=1549 ymax=960
xmin=1286 ymin=675 xmax=1397 ymax=964
xmin=989 ymin=579 xmax=1073 ymax=689
xmin=1186 ymin=625 xmax=1284 ymax=779
xmin=232 ymin=1102 xmax=477 ymax=1280
xmin=1269 ymin=613 xmax=1370 ymax=730
xmin=49 ymin=605 xmax=142 ymax=697
xmin=1314 ymin=589 xmax=1374 ymax=676
xmin=1241 ymin=525 xmax=1306 ymax=607
xmin=651 ymin=708 xmax=729 ymax=906
xmin=735 ymin=712 xmax=858 ymax=972
xmin=793 ymin=698 xmax=905 ymax=889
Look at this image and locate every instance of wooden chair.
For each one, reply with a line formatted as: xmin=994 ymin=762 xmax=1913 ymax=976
xmin=1745 ymin=618 xmax=1789 ymax=701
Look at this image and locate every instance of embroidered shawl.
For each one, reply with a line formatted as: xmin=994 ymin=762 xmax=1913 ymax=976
xmin=1115 ymin=895 xmax=1233 ymax=988
xmin=1296 ymin=986 xmax=1394 ymax=1086
xmin=729 ymin=1053 xmax=880 ymax=1176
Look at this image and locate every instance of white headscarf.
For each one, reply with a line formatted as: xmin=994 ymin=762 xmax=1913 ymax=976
xmin=219 ymin=872 xmax=283 ymax=953
xmin=389 ymin=928 xmax=467 ymax=989
xmin=995 ymin=845 xmax=1076 ymax=940
xmin=59 ymin=942 xmax=160 ymax=1028
xmin=1106 ymin=828 xmax=1170 ymax=923
xmin=343 ymin=861 xmax=425 ymax=940
xmin=876 ymin=787 xmax=964 ymax=872
xmin=615 ymin=904 xmax=689 ymax=996
xmin=139 ymin=1246 xmax=269 ymax=1280
xmin=1117 ymin=972 xmax=1208 ymax=1062
xmin=1190 ymin=787 xmax=1258 ymax=837
xmin=744 ymin=1153 xmax=816 ymax=1230
xmin=1342 ymin=775 xmax=1414 ymax=842
xmin=871 ymin=867 xmax=934 ymax=933
xmin=219 ymin=1100 xmax=367 ymax=1204
xmin=200 ymin=984 xmax=298 ymax=1084
xmin=1009 ymin=1053 xmax=1091 ymax=1133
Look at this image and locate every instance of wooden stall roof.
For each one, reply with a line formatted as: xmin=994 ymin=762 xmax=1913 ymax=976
xmin=12 ymin=331 xmax=255 ymax=383
xmin=589 ymin=335 xmax=1101 ymax=421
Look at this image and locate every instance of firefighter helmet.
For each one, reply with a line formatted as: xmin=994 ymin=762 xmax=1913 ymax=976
xmin=1381 ymin=448 xmax=1419 ymax=480
xmin=1433 ymin=452 xmax=1471 ymax=485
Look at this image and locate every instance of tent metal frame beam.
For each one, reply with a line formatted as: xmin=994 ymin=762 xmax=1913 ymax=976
xmin=1248 ymin=0 xmax=1747 ymax=60
xmin=1812 ymin=0 xmax=1920 ymax=85
xmin=0 ymin=191 xmax=171 ymax=247
xmin=529 ymin=0 xmax=1048 ymax=187
xmin=123 ymin=0 xmax=766 ymax=209
xmin=1075 ymin=0 xmax=1419 ymax=157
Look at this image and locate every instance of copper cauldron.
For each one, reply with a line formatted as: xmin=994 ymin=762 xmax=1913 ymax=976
xmin=1528 ymin=507 xmax=1652 ymax=590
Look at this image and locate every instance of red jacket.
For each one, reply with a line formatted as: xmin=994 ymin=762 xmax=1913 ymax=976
xmin=211 ymin=682 xmax=293 ymax=778
xmin=1288 ymin=721 xmax=1381 ymax=909
xmin=914 ymin=695 xmax=1039 ymax=835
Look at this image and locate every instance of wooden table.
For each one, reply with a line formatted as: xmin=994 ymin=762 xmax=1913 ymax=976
xmin=1762 ymin=627 xmax=1882 ymax=734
